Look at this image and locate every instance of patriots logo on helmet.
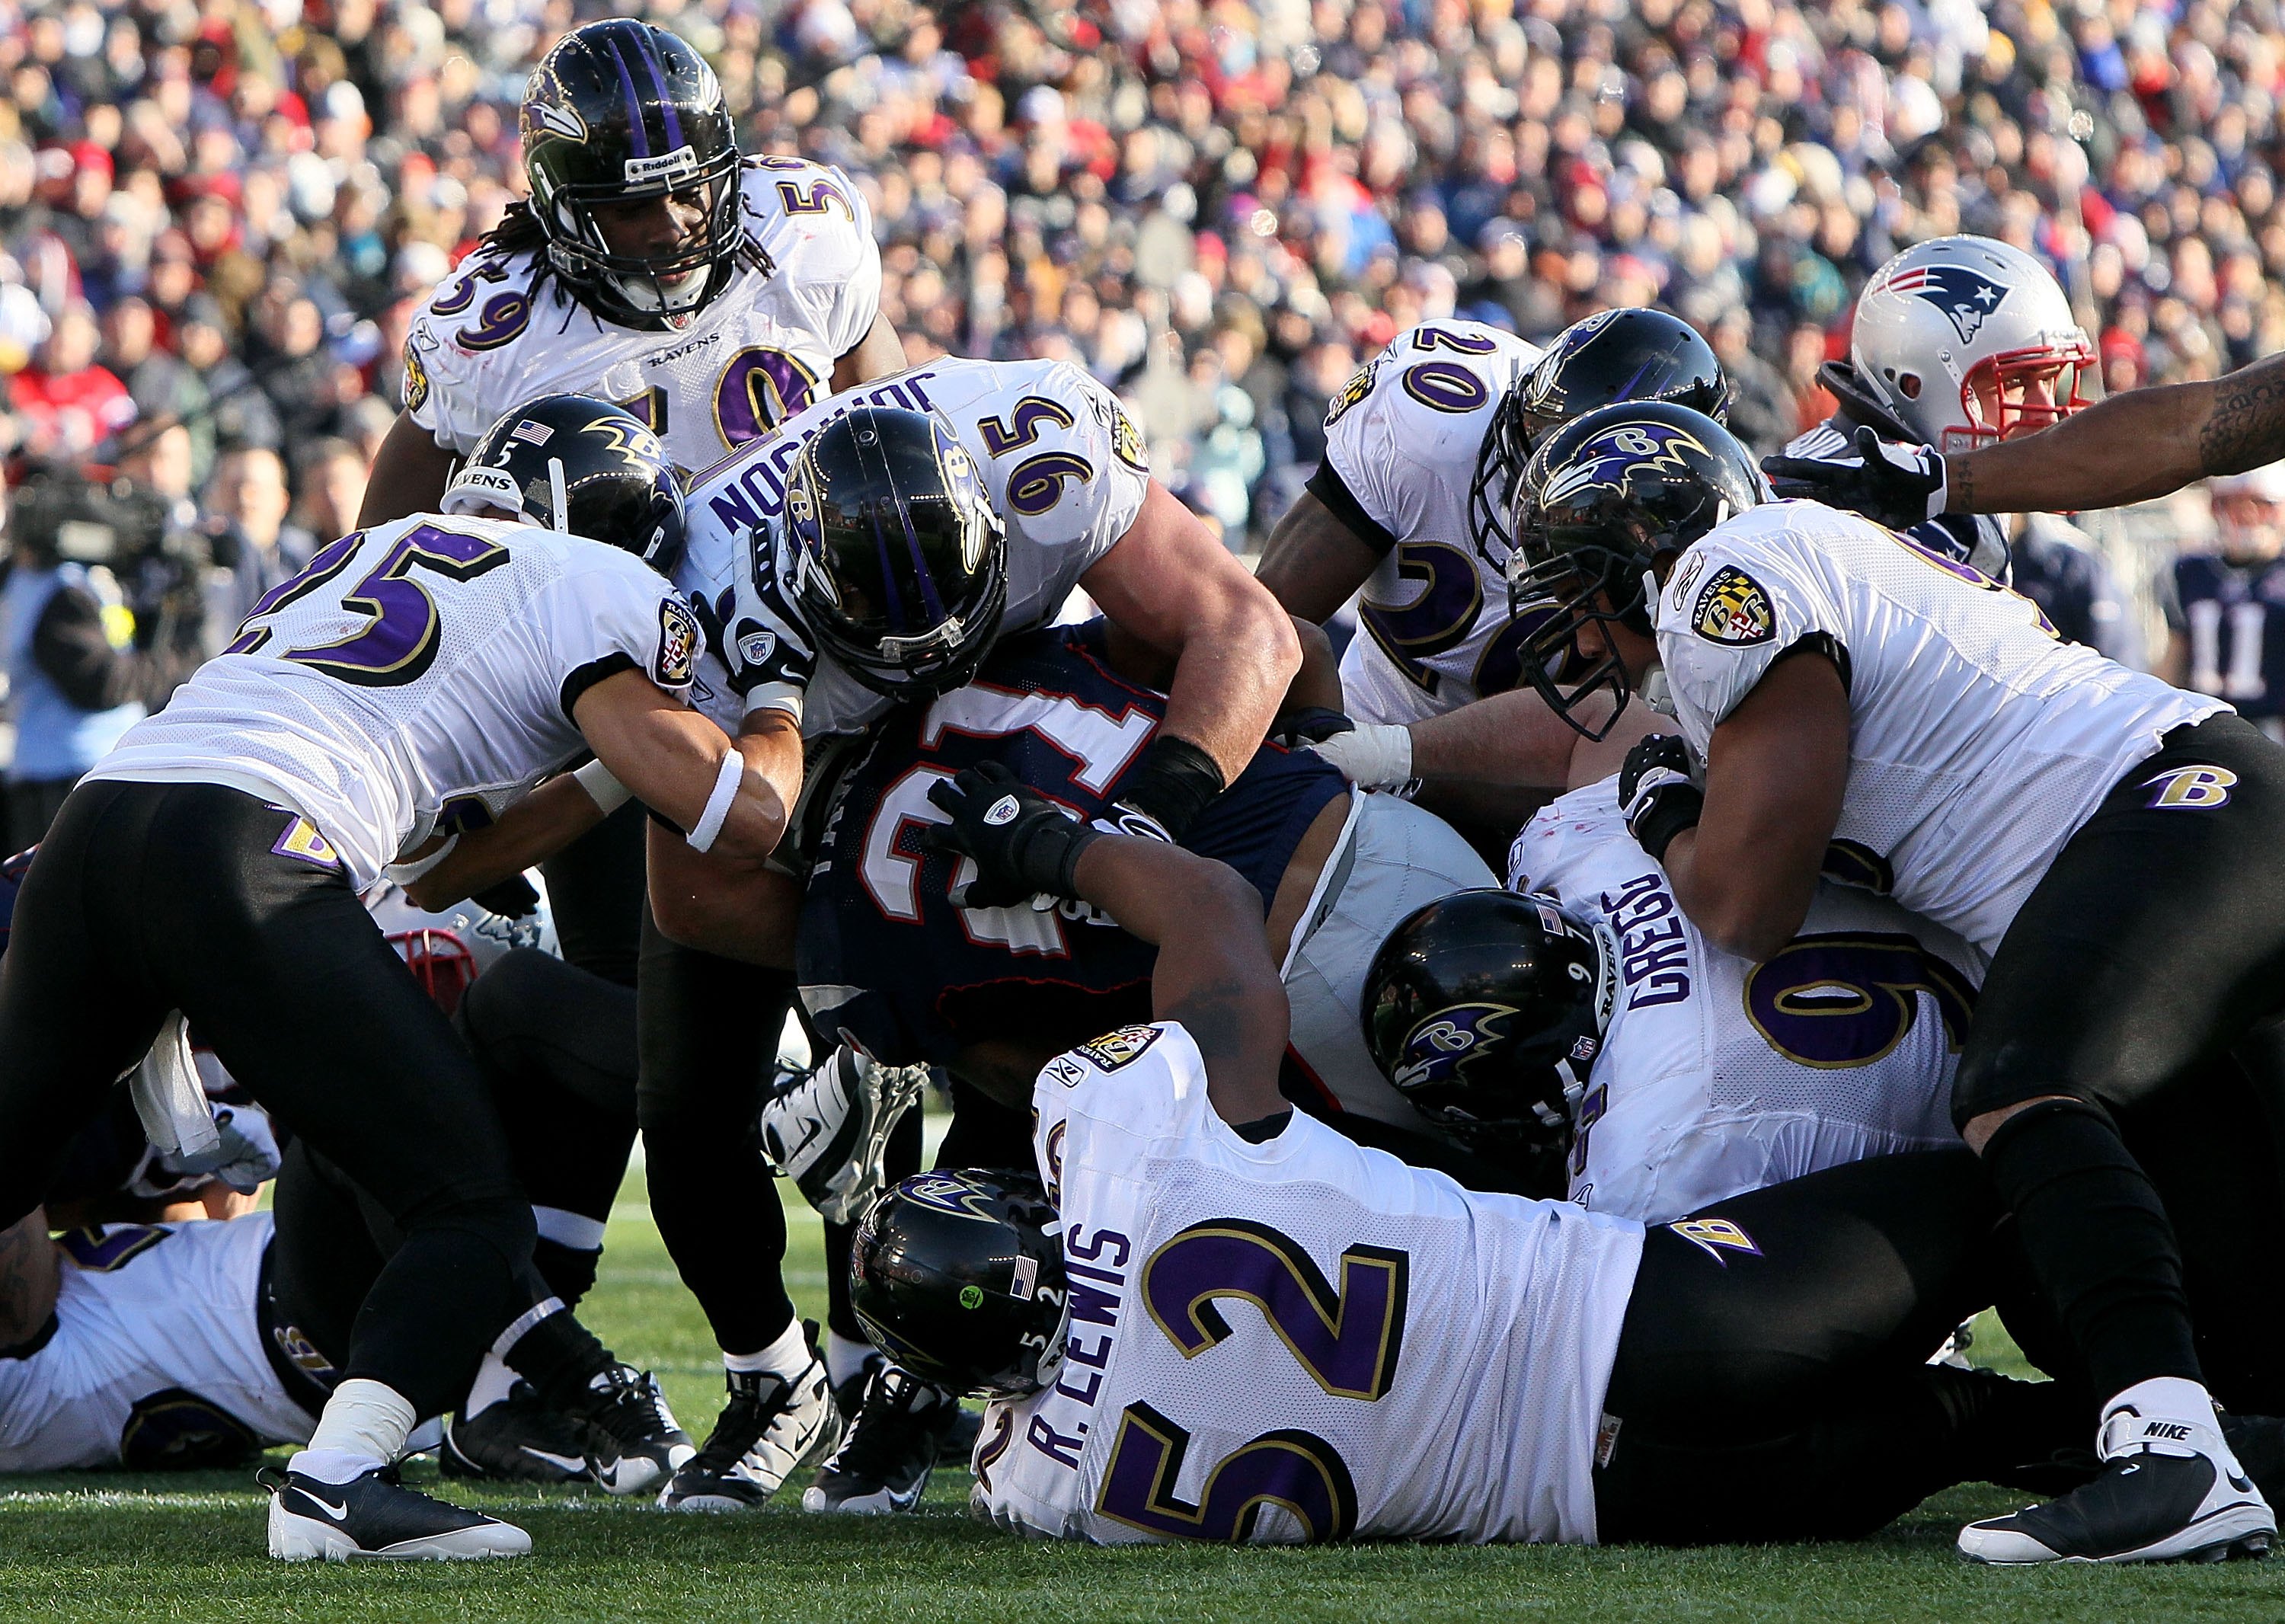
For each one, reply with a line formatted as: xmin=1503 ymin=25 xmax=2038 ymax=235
xmin=1882 ymin=263 xmax=2009 ymax=344
xmin=1539 ymin=418 xmax=1714 ymax=509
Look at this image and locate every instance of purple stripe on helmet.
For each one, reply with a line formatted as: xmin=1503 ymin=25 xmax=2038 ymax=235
xmin=900 ymin=486 xmax=947 ymax=622
xmin=868 ymin=500 xmax=906 ymax=630
xmin=635 ymin=33 xmax=685 ymax=152
xmin=605 ymin=36 xmax=650 ymax=158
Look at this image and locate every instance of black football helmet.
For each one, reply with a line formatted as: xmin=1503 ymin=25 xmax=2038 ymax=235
xmin=784 ymin=405 xmax=1008 ymax=699
xmin=1504 ymin=401 xmax=1766 ymax=737
xmin=849 ymin=1169 xmax=1068 ymax=1399
xmin=520 ymin=20 xmax=744 ymax=327
xmin=1361 ymin=888 xmax=1612 ymax=1162
xmin=1468 ymin=308 xmax=1729 ymax=570
xmin=442 ymin=393 xmax=686 ymax=577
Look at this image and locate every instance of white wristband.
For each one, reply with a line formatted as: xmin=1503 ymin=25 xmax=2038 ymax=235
xmin=686 ymin=750 xmax=744 ymax=853
xmin=384 ymin=832 xmax=459 ymax=887
xmin=573 ymin=757 xmax=632 ymax=815
xmin=1308 ymin=722 xmax=1414 ymax=791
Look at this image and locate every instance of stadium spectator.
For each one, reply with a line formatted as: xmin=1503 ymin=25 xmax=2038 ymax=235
xmin=0 ymin=0 xmax=2280 ymax=567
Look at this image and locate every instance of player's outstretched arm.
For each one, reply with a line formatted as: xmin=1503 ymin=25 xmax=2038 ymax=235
xmin=1082 ymin=484 xmax=1302 ymax=824
xmin=356 ymin=411 xmax=462 ymax=528
xmin=572 ymin=668 xmax=791 ymax=862
xmin=1255 ymin=491 xmax=1385 ymax=625
xmin=1659 ymin=651 xmax=1849 ymax=963
xmin=400 ymin=774 xmax=602 ymax=911
xmin=925 ymin=763 xmax=1289 ymax=1124
xmin=1935 ymin=355 xmax=2283 ymax=515
xmin=0 ymin=1207 xmax=58 ymax=1350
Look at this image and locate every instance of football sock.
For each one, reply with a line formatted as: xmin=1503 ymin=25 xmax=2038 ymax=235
xmin=1980 ymin=1097 xmax=2202 ymax=1405
xmin=497 ymin=1297 xmax=616 ymax=1412
xmin=292 ymin=1377 xmax=417 ymax=1483
xmin=532 ymin=1209 xmax=605 ymax=1307
xmin=462 ymin=1351 xmax=519 ymax=1419
xmin=724 ymin=1316 xmax=810 ymax=1379
xmin=826 ymin=1330 xmax=877 ymax=1392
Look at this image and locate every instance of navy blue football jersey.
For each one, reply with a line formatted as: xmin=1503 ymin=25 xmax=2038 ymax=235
xmin=798 ymin=622 xmax=1347 ymax=1067
xmin=2170 ymin=551 xmax=2285 ymax=721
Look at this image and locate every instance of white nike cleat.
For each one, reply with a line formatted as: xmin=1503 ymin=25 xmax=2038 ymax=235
xmin=1960 ymin=1402 xmax=2275 ymax=1565
xmin=759 ymin=1045 xmax=929 ymax=1224
xmin=659 ymin=1344 xmax=842 ymax=1512
xmin=263 ymin=1467 xmax=531 ymax=1561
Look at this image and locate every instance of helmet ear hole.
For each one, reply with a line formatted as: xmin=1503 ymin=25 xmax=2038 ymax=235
xmin=1896 ymin=372 xmax=1922 ymax=400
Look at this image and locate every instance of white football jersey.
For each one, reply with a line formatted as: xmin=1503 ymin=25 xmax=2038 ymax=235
xmin=1656 ymin=501 xmax=2223 ymax=952
xmin=971 ymin=1022 xmax=1643 ymax=1546
xmin=0 ymin=1215 xmax=313 ymax=1472
xmin=1320 ymin=320 xmax=1542 ymax=726
xmin=404 ymin=159 xmax=881 ymax=474
xmin=89 ymin=515 xmax=700 ymax=888
xmin=1509 ymin=778 xmax=1980 ymax=1224
xmin=688 ymin=356 xmax=1152 ymax=739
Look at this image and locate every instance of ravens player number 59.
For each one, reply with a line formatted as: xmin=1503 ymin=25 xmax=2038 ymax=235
xmin=360 ymin=18 xmax=905 ymax=532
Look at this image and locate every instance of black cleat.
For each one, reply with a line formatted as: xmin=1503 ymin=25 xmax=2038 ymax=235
xmin=439 ymin=1383 xmax=593 ymax=1485
xmin=659 ymin=1341 xmax=840 ymax=1512
xmin=264 ymin=1466 xmax=530 ymax=1561
xmin=802 ymin=1364 xmax=965 ymax=1515
xmin=567 ymin=1363 xmax=695 ymax=1496
xmin=833 ymin=1349 xmax=982 ymax=1461
xmin=1961 ymin=1408 xmax=2275 ymax=1565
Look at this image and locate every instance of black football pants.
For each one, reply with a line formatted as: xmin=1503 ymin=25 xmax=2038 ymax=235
xmin=1593 ymin=1151 xmax=2086 ymax=1543
xmin=1951 ymin=712 xmax=2285 ymax=1402
xmin=0 ymin=781 xmax=538 ymax=1420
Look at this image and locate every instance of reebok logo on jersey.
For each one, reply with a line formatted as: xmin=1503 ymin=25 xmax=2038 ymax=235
xmin=1691 ymin=565 xmax=1775 ymax=647
xmin=655 ymin=597 xmax=701 ymax=688
xmin=1075 ymin=1025 xmax=1160 ymax=1072
xmin=1669 ymin=1216 xmax=1762 ymax=1267
xmin=2144 ymin=765 xmax=2238 ymax=809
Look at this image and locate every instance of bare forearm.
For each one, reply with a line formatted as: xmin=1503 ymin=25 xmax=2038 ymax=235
xmin=644 ymin=820 xmax=801 ymax=966
xmin=1158 ymin=608 xmax=1302 ymax=785
xmin=1256 ymin=493 xmax=1380 ymax=624
xmin=0 ymin=1207 xmax=58 ymax=1347
xmin=1070 ymin=838 xmax=1288 ymax=1117
xmin=1660 ymin=825 xmax=1811 ymax=963
xmin=358 ymin=413 xmax=459 ymax=527
xmin=405 ymin=776 xmax=602 ymax=910
xmin=1943 ymin=360 xmax=2285 ymax=514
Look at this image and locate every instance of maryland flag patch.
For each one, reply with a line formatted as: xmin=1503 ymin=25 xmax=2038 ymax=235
xmin=1075 ymin=1025 xmax=1161 ymax=1072
xmin=1108 ymin=399 xmax=1150 ymax=474
xmin=655 ymin=596 xmax=701 ymax=688
xmin=1692 ymin=564 xmax=1775 ymax=647
xmin=402 ymin=339 xmax=431 ymax=414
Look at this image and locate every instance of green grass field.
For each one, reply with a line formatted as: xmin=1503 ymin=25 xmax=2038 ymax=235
xmin=2 ymin=1176 xmax=2280 ymax=1624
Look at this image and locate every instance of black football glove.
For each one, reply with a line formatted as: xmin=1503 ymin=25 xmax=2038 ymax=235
xmin=923 ymin=761 xmax=1102 ymax=909
xmin=1618 ymin=734 xmax=1703 ymax=865
xmin=1762 ymin=426 xmax=1948 ymax=529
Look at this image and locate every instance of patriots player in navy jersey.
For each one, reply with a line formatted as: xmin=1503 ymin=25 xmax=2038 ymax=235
xmin=2163 ymin=464 xmax=2285 ymax=742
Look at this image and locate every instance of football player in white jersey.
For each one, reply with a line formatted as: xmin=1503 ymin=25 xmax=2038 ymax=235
xmin=0 ymin=396 xmax=792 ymax=1561
xmin=1254 ymin=310 xmax=1726 ymax=807
xmin=1488 ymin=783 xmax=1980 ymax=1223
xmin=1505 ymin=401 xmax=2282 ymax=1564
xmin=417 ymin=356 xmax=1299 ymax=1516
xmin=361 ymin=19 xmax=901 ymax=526
xmin=842 ymin=766 xmax=2125 ymax=1548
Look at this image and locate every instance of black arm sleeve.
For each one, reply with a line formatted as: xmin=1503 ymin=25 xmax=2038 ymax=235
xmin=30 ymin=585 xmax=140 ymax=711
xmin=1304 ymin=459 xmax=1399 ymax=558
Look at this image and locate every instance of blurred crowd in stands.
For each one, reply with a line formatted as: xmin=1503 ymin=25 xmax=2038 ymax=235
xmin=0 ymin=0 xmax=2277 ymax=612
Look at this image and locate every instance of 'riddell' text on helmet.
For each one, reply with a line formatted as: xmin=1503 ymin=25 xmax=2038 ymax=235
xmin=520 ymin=20 xmax=745 ymax=329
